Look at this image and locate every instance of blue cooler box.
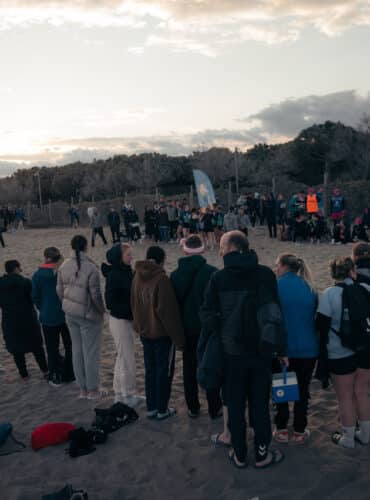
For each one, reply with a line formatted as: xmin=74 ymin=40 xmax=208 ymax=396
xmin=272 ymin=368 xmax=300 ymax=404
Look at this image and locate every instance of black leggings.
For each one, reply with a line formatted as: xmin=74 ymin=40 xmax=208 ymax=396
xmin=13 ymin=347 xmax=48 ymax=378
xmin=274 ymin=358 xmax=316 ymax=433
xmin=182 ymin=334 xmax=222 ymax=417
xmin=91 ymin=227 xmax=107 ymax=246
xmin=0 ymin=232 xmax=5 ymax=248
xmin=42 ymin=324 xmax=74 ymax=380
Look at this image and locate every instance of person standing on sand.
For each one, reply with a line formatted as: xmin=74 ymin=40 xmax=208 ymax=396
xmin=171 ymin=235 xmax=222 ymax=419
xmin=90 ymin=208 xmax=108 ymax=247
xmin=0 ymin=260 xmax=48 ymax=380
xmin=316 ymin=257 xmax=370 ymax=448
xmin=201 ymin=231 xmax=286 ymax=469
xmin=131 ymin=246 xmax=185 ymax=421
xmin=32 ymin=247 xmax=74 ymax=387
xmin=57 ymin=235 xmax=105 ymax=400
xmin=107 ymin=207 xmax=121 ymax=244
xmin=273 ymin=254 xmax=318 ymax=444
xmin=102 ymin=243 xmax=143 ymax=407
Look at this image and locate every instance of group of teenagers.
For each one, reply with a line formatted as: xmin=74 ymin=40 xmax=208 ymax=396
xmin=1 ymin=229 xmax=370 ymax=470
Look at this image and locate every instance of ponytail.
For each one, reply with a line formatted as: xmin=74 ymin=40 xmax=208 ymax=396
xmin=278 ymin=253 xmax=315 ymax=291
xmin=71 ymin=235 xmax=88 ymax=277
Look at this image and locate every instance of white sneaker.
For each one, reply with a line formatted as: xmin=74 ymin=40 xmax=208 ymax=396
xmin=123 ymin=395 xmax=145 ymax=408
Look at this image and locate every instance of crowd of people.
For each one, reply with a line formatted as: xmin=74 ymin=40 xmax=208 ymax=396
xmin=1 ymin=223 xmax=370 ymax=469
xmin=83 ymin=188 xmax=370 ymax=251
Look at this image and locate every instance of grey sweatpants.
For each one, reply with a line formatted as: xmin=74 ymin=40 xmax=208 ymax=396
xmin=66 ymin=314 xmax=103 ymax=392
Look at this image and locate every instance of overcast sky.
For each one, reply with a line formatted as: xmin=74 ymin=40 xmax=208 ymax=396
xmin=0 ymin=0 xmax=370 ymax=172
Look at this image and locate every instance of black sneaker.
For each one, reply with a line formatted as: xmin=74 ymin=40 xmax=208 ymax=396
xmin=187 ymin=409 xmax=200 ymax=419
xmin=49 ymin=373 xmax=62 ymax=388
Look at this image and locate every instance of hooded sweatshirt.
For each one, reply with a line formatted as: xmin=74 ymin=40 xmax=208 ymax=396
xmin=101 ymin=244 xmax=133 ymax=320
xmin=32 ymin=263 xmax=65 ymax=326
xmin=131 ymin=260 xmax=185 ymax=349
xmin=171 ymin=255 xmax=217 ymax=334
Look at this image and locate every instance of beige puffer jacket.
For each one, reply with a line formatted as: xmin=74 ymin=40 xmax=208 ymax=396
xmin=57 ymin=252 xmax=105 ymax=321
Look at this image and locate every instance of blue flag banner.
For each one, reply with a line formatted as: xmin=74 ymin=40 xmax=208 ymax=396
xmin=193 ymin=169 xmax=216 ymax=208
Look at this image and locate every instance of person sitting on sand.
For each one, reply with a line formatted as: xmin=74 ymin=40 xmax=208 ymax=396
xmin=0 ymin=260 xmax=48 ymax=380
xmin=102 ymin=243 xmax=143 ymax=408
xmin=32 ymin=247 xmax=74 ymax=387
xmin=273 ymin=254 xmax=318 ymax=444
xmin=131 ymin=246 xmax=185 ymax=421
xmin=316 ymin=257 xmax=370 ymax=448
xmin=57 ymin=235 xmax=105 ymax=400
xmin=201 ymin=231 xmax=287 ymax=469
xmin=171 ymin=235 xmax=222 ymax=419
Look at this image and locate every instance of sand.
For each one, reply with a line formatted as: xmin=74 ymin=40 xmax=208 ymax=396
xmin=1 ymin=227 xmax=370 ymax=500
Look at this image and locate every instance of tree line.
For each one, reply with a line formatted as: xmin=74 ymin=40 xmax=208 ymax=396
xmin=1 ymin=118 xmax=370 ymax=208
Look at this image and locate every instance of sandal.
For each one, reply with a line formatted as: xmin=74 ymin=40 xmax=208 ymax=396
xmin=255 ymin=448 xmax=284 ymax=469
xmin=229 ymin=450 xmax=247 ymax=469
xmin=292 ymin=429 xmax=310 ymax=444
xmin=273 ymin=429 xmax=289 ymax=444
xmin=156 ymin=408 xmax=176 ymax=421
xmin=211 ymin=433 xmax=231 ymax=448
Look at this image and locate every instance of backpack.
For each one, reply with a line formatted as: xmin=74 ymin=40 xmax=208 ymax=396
xmin=332 ymin=283 xmax=370 ymax=352
xmin=0 ymin=423 xmax=26 ymax=456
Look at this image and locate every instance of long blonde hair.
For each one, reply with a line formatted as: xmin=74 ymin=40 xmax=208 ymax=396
xmin=277 ymin=253 xmax=315 ymax=291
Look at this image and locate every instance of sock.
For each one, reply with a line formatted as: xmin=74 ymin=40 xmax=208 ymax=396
xmin=356 ymin=421 xmax=370 ymax=444
xmin=339 ymin=426 xmax=355 ymax=448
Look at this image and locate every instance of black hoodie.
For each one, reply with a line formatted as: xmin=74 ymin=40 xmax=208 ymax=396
xmin=101 ymin=244 xmax=133 ymax=320
xmin=201 ymin=250 xmax=286 ymax=356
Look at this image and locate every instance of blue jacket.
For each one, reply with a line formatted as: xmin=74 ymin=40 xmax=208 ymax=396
xmin=278 ymin=272 xmax=318 ymax=358
xmin=32 ymin=265 xmax=65 ymax=327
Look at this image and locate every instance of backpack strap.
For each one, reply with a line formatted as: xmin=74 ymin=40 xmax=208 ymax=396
xmin=329 ymin=283 xmax=346 ymax=337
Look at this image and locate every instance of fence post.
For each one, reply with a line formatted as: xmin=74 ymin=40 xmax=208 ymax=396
xmin=48 ymin=199 xmax=52 ymax=224
xmin=272 ymin=176 xmax=276 ymax=197
xmin=27 ymin=201 xmax=31 ymax=223
xmin=323 ymin=162 xmax=329 ymax=217
xmin=190 ymin=185 xmax=194 ymax=208
xmin=228 ymin=181 xmax=232 ymax=209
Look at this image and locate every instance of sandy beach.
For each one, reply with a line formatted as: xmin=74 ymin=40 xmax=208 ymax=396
xmin=1 ymin=227 xmax=370 ymax=500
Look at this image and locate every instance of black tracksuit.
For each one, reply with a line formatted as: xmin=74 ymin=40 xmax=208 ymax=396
xmin=201 ymin=251 xmax=286 ymax=463
xmin=171 ymin=255 xmax=221 ymax=417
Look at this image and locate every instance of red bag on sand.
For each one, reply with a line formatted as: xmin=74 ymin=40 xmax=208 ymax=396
xmin=31 ymin=423 xmax=76 ymax=451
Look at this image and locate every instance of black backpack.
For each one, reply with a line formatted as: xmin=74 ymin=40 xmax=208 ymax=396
xmin=333 ymin=283 xmax=370 ymax=352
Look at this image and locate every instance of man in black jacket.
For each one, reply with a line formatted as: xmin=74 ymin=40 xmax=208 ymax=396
xmin=108 ymin=208 xmax=121 ymax=244
xmin=171 ymin=235 xmax=222 ymax=418
xmin=201 ymin=230 xmax=286 ymax=469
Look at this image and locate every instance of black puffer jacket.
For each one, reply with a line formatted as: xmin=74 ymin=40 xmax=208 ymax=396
xmin=201 ymin=251 xmax=286 ymax=356
xmin=101 ymin=244 xmax=133 ymax=320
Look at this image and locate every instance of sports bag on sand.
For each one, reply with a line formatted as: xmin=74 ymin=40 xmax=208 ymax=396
xmin=0 ymin=423 xmax=26 ymax=456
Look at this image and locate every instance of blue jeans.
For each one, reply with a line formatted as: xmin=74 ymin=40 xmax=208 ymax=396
xmin=141 ymin=337 xmax=175 ymax=413
xmin=159 ymin=226 xmax=169 ymax=242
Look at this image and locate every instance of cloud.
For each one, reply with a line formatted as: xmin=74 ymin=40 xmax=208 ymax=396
xmin=1 ymin=1 xmax=370 ymax=56
xmin=241 ymin=90 xmax=370 ymax=137
xmin=0 ymin=127 xmax=265 ymax=168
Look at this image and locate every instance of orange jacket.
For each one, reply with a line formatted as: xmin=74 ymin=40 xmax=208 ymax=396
xmin=306 ymin=194 xmax=318 ymax=213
